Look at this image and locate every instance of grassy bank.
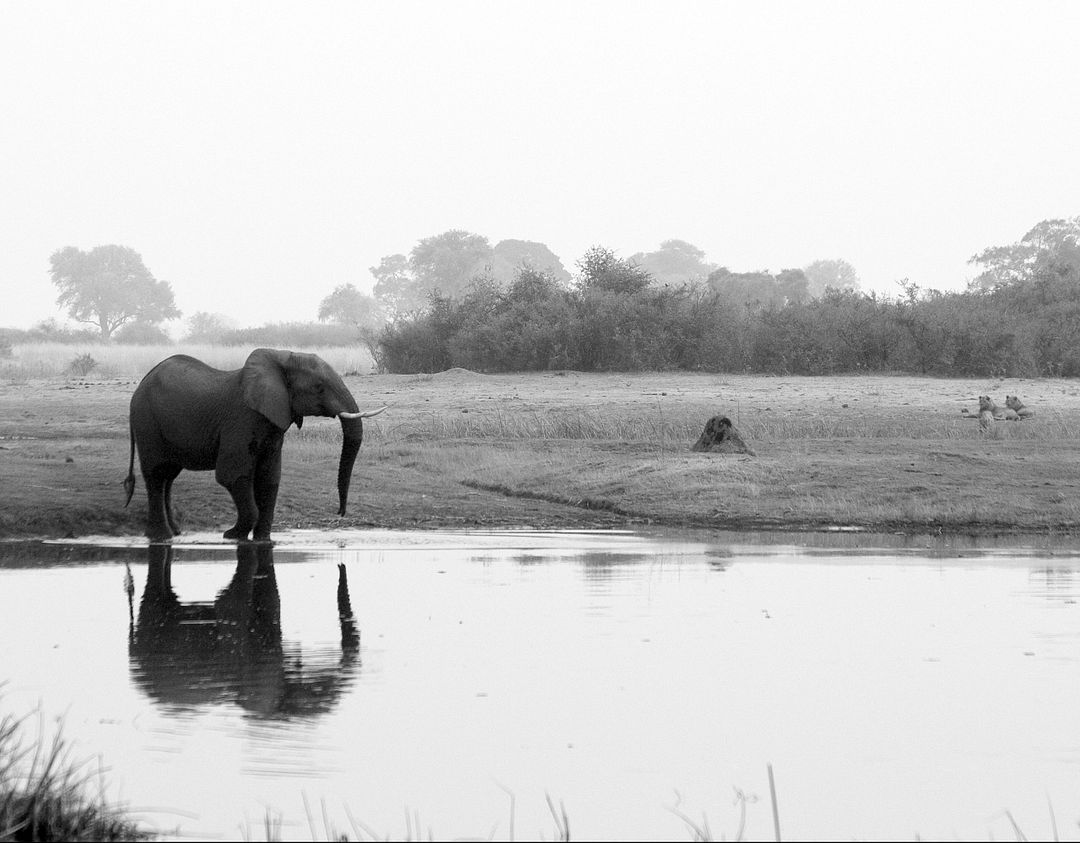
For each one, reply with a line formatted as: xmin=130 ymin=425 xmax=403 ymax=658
xmin=2 ymin=361 xmax=1080 ymax=539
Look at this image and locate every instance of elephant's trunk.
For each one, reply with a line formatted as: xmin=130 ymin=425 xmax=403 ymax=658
xmin=337 ymin=414 xmax=364 ymax=516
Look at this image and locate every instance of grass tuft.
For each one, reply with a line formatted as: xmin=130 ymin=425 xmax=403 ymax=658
xmin=0 ymin=706 xmax=147 ymax=842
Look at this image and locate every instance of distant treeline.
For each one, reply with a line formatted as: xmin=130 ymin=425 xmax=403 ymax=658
xmin=9 ymin=272 xmax=1080 ymax=379
xmin=378 ymin=264 xmax=1080 ymax=378
xmin=0 ymin=320 xmax=357 ymax=353
xmin=10 ymin=219 xmax=1079 ymax=378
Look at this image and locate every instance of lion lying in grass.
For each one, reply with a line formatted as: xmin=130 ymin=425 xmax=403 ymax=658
xmin=1005 ymin=395 xmax=1035 ymax=419
xmin=978 ymin=395 xmax=1019 ymax=421
xmin=962 ymin=395 xmax=1022 ymax=429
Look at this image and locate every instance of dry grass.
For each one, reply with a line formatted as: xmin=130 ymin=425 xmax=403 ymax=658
xmin=1 ymin=343 xmax=375 ymax=381
xmin=2 ymin=360 xmax=1080 ymax=538
xmin=341 ymin=370 xmax=1080 ymax=534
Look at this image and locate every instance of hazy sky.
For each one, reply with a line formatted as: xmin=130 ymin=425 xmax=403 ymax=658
xmin=3 ymin=1 xmax=1078 ymax=331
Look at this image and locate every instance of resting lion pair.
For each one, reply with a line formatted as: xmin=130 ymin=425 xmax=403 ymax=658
xmin=973 ymin=395 xmax=1035 ymax=429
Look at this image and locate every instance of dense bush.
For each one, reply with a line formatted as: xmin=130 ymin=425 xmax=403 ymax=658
xmin=377 ymin=263 xmax=1080 ymax=378
xmin=113 ymin=321 xmax=173 ymax=345
xmin=5 ymin=320 xmax=102 ymax=345
xmin=67 ymin=352 xmax=98 ymax=376
xmin=217 ymin=321 xmax=361 ymax=347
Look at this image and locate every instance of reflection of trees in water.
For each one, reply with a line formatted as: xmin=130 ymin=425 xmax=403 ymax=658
xmin=129 ymin=543 xmax=360 ymax=719
xmin=1029 ymin=566 xmax=1080 ymax=604
xmin=705 ymin=548 xmax=732 ymax=572
xmin=508 ymin=552 xmax=650 ymax=578
xmin=511 ymin=550 xmax=735 ymax=578
xmin=577 ymin=552 xmax=648 ymax=583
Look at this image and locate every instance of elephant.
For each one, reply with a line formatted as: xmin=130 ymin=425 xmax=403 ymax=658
xmin=129 ymin=542 xmax=360 ymax=717
xmin=124 ymin=348 xmax=385 ymax=541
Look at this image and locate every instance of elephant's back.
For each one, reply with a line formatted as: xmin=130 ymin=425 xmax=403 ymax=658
xmin=130 ymin=356 xmax=241 ymax=467
xmin=134 ymin=355 xmax=237 ymax=400
xmin=138 ymin=354 xmax=235 ymax=384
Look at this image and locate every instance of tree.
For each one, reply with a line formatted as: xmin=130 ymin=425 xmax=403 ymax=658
xmin=487 ymin=239 xmax=571 ymax=286
xmin=575 ymin=246 xmax=652 ymax=295
xmin=628 ymin=239 xmax=716 ymax=285
xmin=49 ymin=245 xmax=180 ymax=340
xmin=507 ymin=266 xmax=564 ymax=304
xmin=114 ymin=321 xmax=173 ymax=345
xmin=969 ymin=217 xmax=1080 ymax=290
xmin=775 ymin=268 xmax=810 ymax=304
xmin=318 ymin=284 xmax=385 ymax=331
xmin=372 ymin=233 xmax=571 ymax=317
xmin=183 ymin=311 xmax=238 ymax=343
xmin=803 ymin=258 xmax=860 ymax=297
xmin=318 ymin=283 xmax=388 ymax=371
xmin=707 ymin=267 xmax=785 ymax=308
xmin=369 ymin=254 xmax=423 ymax=319
xmin=409 ymin=230 xmax=493 ymax=299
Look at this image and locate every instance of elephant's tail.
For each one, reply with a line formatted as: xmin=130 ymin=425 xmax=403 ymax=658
xmin=123 ymin=418 xmax=136 ymax=507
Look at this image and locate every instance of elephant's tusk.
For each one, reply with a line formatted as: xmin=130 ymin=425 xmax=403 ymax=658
xmin=339 ymin=406 xmax=388 ymax=420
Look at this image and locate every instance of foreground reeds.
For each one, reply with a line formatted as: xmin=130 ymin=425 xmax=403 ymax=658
xmin=0 ymin=709 xmax=146 ymax=842
xmin=0 ymin=702 xmax=1063 ymax=841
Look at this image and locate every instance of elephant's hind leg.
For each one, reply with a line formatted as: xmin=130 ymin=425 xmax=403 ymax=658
xmin=144 ymin=463 xmax=181 ymax=541
xmin=162 ymin=467 xmax=183 ymax=535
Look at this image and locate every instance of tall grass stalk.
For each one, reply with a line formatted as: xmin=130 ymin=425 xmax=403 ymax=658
xmin=767 ymin=762 xmax=781 ymax=842
xmin=0 ymin=707 xmax=146 ymax=841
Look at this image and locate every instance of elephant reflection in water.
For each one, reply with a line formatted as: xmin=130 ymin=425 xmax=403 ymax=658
xmin=129 ymin=542 xmax=360 ymax=718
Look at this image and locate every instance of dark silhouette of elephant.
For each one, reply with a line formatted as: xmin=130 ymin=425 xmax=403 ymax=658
xmin=124 ymin=348 xmax=386 ymax=541
xmin=129 ymin=542 xmax=360 ymax=718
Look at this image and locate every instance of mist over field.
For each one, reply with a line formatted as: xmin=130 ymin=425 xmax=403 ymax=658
xmin=2 ymin=2 xmax=1078 ymax=338
xmin=5 ymin=217 xmax=1080 ymax=383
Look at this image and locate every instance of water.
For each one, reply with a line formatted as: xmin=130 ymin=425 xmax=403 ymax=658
xmin=1 ymin=528 xmax=1079 ymax=841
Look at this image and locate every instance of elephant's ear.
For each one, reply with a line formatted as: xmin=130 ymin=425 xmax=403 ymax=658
xmin=241 ymin=348 xmax=293 ymax=430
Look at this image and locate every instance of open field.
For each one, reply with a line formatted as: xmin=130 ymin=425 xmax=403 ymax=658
xmin=0 ymin=342 xmax=376 ymax=380
xmin=2 ymin=352 xmax=1080 ymax=539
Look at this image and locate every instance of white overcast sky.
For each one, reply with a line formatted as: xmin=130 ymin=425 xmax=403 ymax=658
xmin=2 ymin=1 xmax=1078 ymax=330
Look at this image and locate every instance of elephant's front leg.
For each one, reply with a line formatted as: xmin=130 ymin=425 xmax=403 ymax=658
xmin=220 ymin=474 xmax=258 ymax=540
xmin=252 ymin=448 xmax=282 ymax=541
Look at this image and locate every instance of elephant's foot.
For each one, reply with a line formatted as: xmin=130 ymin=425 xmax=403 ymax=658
xmin=146 ymin=527 xmax=174 ymax=543
xmin=223 ymin=525 xmax=252 ymax=540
